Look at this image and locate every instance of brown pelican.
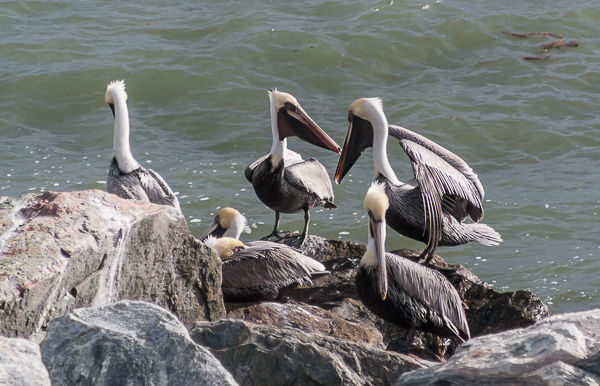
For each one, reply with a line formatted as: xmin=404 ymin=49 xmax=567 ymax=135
xmin=335 ymin=98 xmax=501 ymax=265
xmin=356 ymin=182 xmax=470 ymax=350
xmin=204 ymin=236 xmax=328 ymax=301
xmin=105 ymin=80 xmax=181 ymax=213
xmin=245 ymin=89 xmax=341 ymax=244
xmin=199 ymin=207 xmax=246 ymax=241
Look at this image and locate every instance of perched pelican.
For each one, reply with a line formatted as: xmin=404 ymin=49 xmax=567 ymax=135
xmin=245 ymin=89 xmax=341 ymax=244
xmin=200 ymin=207 xmax=247 ymax=241
xmin=335 ymin=98 xmax=501 ymax=265
xmin=204 ymin=236 xmax=328 ymax=302
xmin=356 ymin=182 xmax=470 ymax=349
xmin=105 ymin=80 xmax=181 ymax=213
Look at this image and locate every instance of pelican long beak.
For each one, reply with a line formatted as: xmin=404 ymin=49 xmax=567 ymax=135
xmin=109 ymin=103 xmax=116 ymax=118
xmin=199 ymin=217 xmax=226 ymax=242
xmin=277 ymin=103 xmax=341 ymax=154
xmin=334 ymin=112 xmax=374 ymax=184
xmin=369 ymin=211 xmax=388 ymax=300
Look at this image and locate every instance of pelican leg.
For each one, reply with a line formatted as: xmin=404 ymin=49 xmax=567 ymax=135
xmin=387 ymin=327 xmax=417 ymax=351
xmin=261 ymin=211 xmax=289 ymax=241
xmin=419 ymin=244 xmax=436 ymax=266
xmin=286 ymin=209 xmax=310 ymax=246
xmin=298 ymin=209 xmax=310 ymax=245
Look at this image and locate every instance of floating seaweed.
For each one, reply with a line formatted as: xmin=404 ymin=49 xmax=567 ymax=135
xmin=502 ymin=31 xmax=583 ymax=61
xmin=502 ymin=31 xmax=562 ymax=39
xmin=523 ymin=54 xmax=554 ymax=61
xmin=541 ymin=40 xmax=582 ymax=50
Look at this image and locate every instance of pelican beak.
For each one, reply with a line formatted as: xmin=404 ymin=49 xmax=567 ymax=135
xmin=369 ymin=211 xmax=388 ymax=300
xmin=334 ymin=111 xmax=374 ymax=184
xmin=199 ymin=216 xmax=226 ymax=242
xmin=109 ymin=103 xmax=116 ymax=118
xmin=277 ymin=102 xmax=341 ymax=154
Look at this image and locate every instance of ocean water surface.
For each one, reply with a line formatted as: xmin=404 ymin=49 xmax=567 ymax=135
xmin=1 ymin=0 xmax=599 ymax=314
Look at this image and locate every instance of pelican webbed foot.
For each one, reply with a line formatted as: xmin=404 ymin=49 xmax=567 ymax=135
xmin=387 ymin=327 xmax=417 ymax=352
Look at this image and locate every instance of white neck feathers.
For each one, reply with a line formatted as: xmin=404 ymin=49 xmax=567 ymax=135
xmin=360 ymin=98 xmax=400 ymax=185
xmin=107 ymin=80 xmax=139 ymax=173
xmin=268 ymin=90 xmax=286 ymax=168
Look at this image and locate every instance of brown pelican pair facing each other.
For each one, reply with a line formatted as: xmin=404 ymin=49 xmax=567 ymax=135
xmin=357 ymin=182 xmax=470 ymax=349
xmin=202 ymin=208 xmax=328 ymax=302
xmin=335 ymin=98 xmax=501 ymax=265
xmin=105 ymin=80 xmax=181 ymax=213
xmin=245 ymin=89 xmax=341 ymax=245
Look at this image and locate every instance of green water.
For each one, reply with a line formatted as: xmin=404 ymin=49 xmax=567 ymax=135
xmin=1 ymin=0 xmax=599 ymax=314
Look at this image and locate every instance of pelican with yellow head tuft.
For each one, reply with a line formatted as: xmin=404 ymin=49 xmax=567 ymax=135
xmin=204 ymin=235 xmax=328 ymax=302
xmin=356 ymin=182 xmax=470 ymax=350
xmin=199 ymin=207 xmax=247 ymax=241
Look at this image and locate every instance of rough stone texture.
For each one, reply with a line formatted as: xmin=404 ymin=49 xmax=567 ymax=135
xmin=0 ymin=191 xmax=225 ymax=340
xmin=189 ymin=318 xmax=426 ymax=386
xmin=42 ymin=300 xmax=238 ymax=386
xmin=279 ymin=235 xmax=551 ymax=359
xmin=226 ymin=300 xmax=383 ymax=348
xmin=398 ymin=309 xmax=600 ymax=385
xmin=0 ymin=335 xmax=51 ymax=386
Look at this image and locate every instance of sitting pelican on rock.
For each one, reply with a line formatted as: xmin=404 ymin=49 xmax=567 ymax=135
xmin=245 ymin=89 xmax=341 ymax=245
xmin=335 ymin=97 xmax=501 ymax=265
xmin=199 ymin=207 xmax=247 ymax=241
xmin=205 ymin=236 xmax=328 ymax=302
xmin=356 ymin=182 xmax=470 ymax=350
xmin=105 ymin=79 xmax=181 ymax=213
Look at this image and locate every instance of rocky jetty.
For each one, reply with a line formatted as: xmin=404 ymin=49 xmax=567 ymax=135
xmin=0 ymin=190 xmax=224 ymax=342
xmin=3 ymin=189 xmax=592 ymax=386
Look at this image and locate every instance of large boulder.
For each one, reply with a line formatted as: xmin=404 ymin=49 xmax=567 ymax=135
xmin=398 ymin=309 xmax=600 ymax=385
xmin=0 ymin=335 xmax=51 ymax=386
xmin=41 ymin=300 xmax=238 ymax=386
xmin=189 ymin=318 xmax=426 ymax=386
xmin=0 ymin=191 xmax=224 ymax=340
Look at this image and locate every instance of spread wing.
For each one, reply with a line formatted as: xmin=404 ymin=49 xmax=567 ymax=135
xmin=285 ymin=158 xmax=335 ymax=202
xmin=222 ymin=241 xmax=327 ymax=290
xmin=387 ymin=252 xmax=470 ymax=341
xmin=388 ymin=125 xmax=484 ymax=252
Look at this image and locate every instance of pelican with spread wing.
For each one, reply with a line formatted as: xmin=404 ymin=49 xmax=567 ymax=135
xmin=335 ymin=98 xmax=501 ymax=265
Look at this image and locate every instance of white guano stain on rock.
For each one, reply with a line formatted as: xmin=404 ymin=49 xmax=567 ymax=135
xmin=0 ymin=201 xmax=26 ymax=256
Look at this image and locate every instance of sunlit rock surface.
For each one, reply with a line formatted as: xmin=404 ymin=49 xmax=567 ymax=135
xmin=0 ymin=190 xmax=224 ymax=340
xmin=0 ymin=335 xmax=51 ymax=386
xmin=398 ymin=309 xmax=600 ymax=385
xmin=42 ymin=301 xmax=237 ymax=386
xmin=189 ymin=318 xmax=426 ymax=386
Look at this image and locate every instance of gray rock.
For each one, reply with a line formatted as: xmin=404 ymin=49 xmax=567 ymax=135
xmin=0 ymin=335 xmax=51 ymax=386
xmin=0 ymin=191 xmax=225 ymax=340
xmin=398 ymin=309 xmax=600 ymax=385
xmin=189 ymin=318 xmax=427 ymax=386
xmin=41 ymin=300 xmax=238 ymax=386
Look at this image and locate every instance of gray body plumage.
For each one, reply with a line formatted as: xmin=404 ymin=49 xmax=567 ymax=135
xmin=221 ymin=240 xmax=328 ymax=301
xmin=245 ymin=152 xmax=335 ymax=215
xmin=382 ymin=125 xmax=501 ymax=251
xmin=356 ymin=251 xmax=470 ymax=343
xmin=107 ymin=157 xmax=181 ymax=212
